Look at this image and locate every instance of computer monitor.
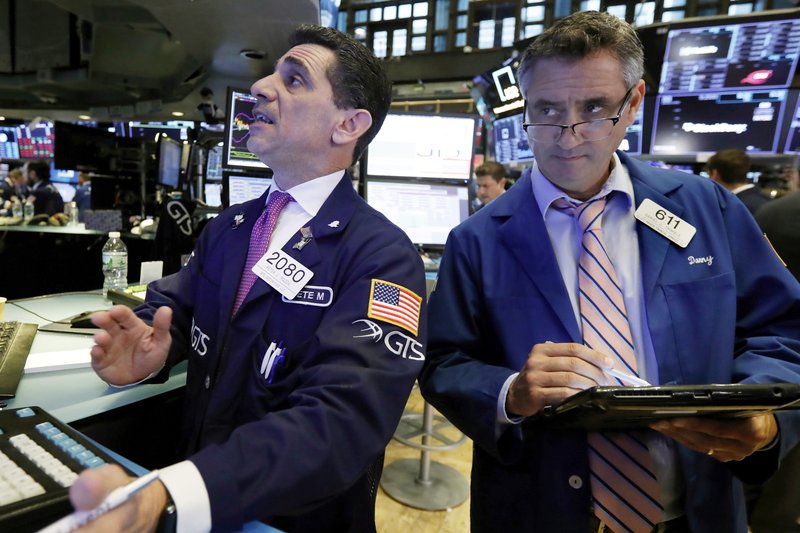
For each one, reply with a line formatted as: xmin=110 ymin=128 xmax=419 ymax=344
xmin=471 ymin=56 xmax=525 ymax=122
xmin=0 ymin=126 xmax=20 ymax=159
xmin=658 ymin=16 xmax=800 ymax=94
xmin=620 ymin=100 xmax=645 ymax=155
xmin=53 ymin=121 xmax=119 ymax=173
xmin=364 ymin=179 xmax=470 ymax=248
xmin=491 ymin=113 xmax=533 ymax=165
xmin=366 ymin=113 xmax=477 ymax=181
xmin=223 ymin=88 xmax=269 ymax=170
xmin=128 ymin=121 xmax=194 ymax=142
xmin=49 ymin=161 xmax=78 ymax=184
xmin=16 ymin=121 xmax=55 ymax=159
xmin=158 ymin=137 xmax=183 ymax=189
xmin=650 ymin=89 xmax=788 ymax=155
xmin=784 ymin=97 xmax=800 ymax=154
xmin=203 ymin=182 xmax=223 ymax=208
xmin=221 ymin=171 xmax=273 ymax=208
xmin=206 ymin=143 xmax=224 ymax=181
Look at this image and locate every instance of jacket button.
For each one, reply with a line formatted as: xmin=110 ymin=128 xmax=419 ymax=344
xmin=204 ymin=375 xmax=211 ymax=389
xmin=569 ymin=475 xmax=583 ymax=489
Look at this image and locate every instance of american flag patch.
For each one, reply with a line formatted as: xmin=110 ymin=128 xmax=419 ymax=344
xmin=368 ymin=279 xmax=422 ymax=336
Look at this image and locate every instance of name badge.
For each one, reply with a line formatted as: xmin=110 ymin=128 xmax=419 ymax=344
xmin=252 ymin=249 xmax=314 ymax=300
xmin=634 ymin=198 xmax=696 ymax=248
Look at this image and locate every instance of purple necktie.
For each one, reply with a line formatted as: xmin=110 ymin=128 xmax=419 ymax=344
xmin=233 ymin=191 xmax=293 ymax=314
xmin=554 ymin=196 xmax=663 ymax=533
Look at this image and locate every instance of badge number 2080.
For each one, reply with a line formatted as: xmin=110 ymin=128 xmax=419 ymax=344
xmin=253 ymin=249 xmax=314 ymax=300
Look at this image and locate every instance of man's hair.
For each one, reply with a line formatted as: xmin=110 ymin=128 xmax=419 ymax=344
xmin=517 ymin=11 xmax=644 ymax=91
xmin=707 ymin=149 xmax=751 ymax=185
xmin=27 ymin=160 xmax=50 ymax=181
xmin=475 ymin=161 xmax=507 ymax=182
xmin=289 ymin=24 xmax=392 ymax=166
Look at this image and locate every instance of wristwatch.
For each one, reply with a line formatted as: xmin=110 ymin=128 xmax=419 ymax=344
xmin=156 ymin=492 xmax=177 ymax=533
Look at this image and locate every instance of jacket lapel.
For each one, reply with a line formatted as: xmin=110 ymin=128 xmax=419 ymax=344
xmin=496 ymin=175 xmax=581 ymax=341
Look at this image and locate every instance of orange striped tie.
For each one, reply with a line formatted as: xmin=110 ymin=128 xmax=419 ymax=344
xmin=555 ymin=196 xmax=663 ymax=533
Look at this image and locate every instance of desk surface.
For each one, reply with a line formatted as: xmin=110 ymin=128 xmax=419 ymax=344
xmin=0 ymin=222 xmax=154 ymax=240
xmin=4 ymin=291 xmax=187 ymax=423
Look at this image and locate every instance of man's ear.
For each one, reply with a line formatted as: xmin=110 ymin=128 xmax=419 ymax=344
xmin=332 ymin=109 xmax=372 ymax=146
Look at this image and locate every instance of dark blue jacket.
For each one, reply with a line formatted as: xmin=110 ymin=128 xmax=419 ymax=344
xmin=139 ymin=174 xmax=427 ymax=532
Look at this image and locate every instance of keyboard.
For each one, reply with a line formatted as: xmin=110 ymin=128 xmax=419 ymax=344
xmin=0 ymin=322 xmax=38 ymax=398
xmin=0 ymin=406 xmax=125 ymax=532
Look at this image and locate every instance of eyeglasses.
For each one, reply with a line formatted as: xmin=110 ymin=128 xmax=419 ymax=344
xmin=522 ymin=87 xmax=635 ymax=144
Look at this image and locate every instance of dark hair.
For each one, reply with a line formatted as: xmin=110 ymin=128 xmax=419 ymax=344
xmin=517 ymin=11 xmax=644 ymax=91
xmin=289 ymin=24 xmax=392 ymax=166
xmin=475 ymin=161 xmax=507 ymax=182
xmin=707 ymin=149 xmax=751 ymax=184
xmin=27 ymin=160 xmax=51 ymax=181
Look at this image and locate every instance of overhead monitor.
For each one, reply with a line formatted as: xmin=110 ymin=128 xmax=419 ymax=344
xmin=492 ymin=113 xmax=533 ymax=165
xmin=658 ymin=16 xmax=800 ymax=94
xmin=129 ymin=121 xmax=193 ymax=142
xmin=223 ymin=88 xmax=269 ymax=170
xmin=364 ymin=179 xmax=470 ymax=248
xmin=158 ymin=136 xmax=183 ymax=189
xmin=366 ymin=113 xmax=477 ymax=181
xmin=650 ymin=89 xmax=788 ymax=155
xmin=222 ymin=171 xmax=273 ymax=208
xmin=784 ymin=97 xmax=800 ymax=154
xmin=53 ymin=121 xmax=119 ymax=173
xmin=16 ymin=121 xmax=55 ymax=159
xmin=0 ymin=126 xmax=20 ymax=159
xmin=471 ymin=56 xmax=525 ymax=122
xmin=49 ymin=161 xmax=78 ymax=184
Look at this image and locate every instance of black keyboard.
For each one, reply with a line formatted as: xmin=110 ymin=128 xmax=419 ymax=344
xmin=0 ymin=322 xmax=38 ymax=398
xmin=0 ymin=406 xmax=127 ymax=532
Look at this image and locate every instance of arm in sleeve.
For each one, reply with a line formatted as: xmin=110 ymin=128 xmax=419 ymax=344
xmin=419 ymin=231 xmax=525 ymax=463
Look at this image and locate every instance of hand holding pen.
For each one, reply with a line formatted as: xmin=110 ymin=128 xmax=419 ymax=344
xmin=38 ymin=466 xmax=168 ymax=533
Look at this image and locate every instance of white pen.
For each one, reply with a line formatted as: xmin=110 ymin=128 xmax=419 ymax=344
xmin=606 ymin=367 xmax=651 ymax=387
xmin=37 ymin=470 xmax=161 ymax=533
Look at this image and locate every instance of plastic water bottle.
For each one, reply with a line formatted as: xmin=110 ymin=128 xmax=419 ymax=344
xmin=102 ymin=231 xmax=128 ymax=298
xmin=23 ymin=200 xmax=34 ymax=221
xmin=11 ymin=200 xmax=22 ymax=218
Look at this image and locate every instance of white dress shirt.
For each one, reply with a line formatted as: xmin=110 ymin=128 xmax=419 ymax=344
xmin=158 ymin=170 xmax=345 ymax=533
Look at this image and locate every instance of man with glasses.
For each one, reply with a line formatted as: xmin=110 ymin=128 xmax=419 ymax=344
xmin=420 ymin=11 xmax=800 ymax=533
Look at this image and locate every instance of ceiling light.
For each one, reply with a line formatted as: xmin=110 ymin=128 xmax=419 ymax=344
xmin=240 ymin=49 xmax=267 ymax=60
xmin=78 ymin=114 xmax=91 ymax=120
xmin=171 ymin=111 xmax=185 ymax=117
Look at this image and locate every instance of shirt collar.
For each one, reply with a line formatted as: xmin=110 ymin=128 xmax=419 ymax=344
xmin=533 ymin=153 xmax=634 ymax=218
xmin=267 ymin=170 xmax=345 ymax=217
xmin=731 ymin=183 xmax=755 ymax=195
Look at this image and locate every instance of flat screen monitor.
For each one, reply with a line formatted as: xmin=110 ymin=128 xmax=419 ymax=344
xmin=203 ymin=182 xmax=222 ymax=208
xmin=49 ymin=161 xmax=78 ymax=184
xmin=650 ymin=89 xmax=788 ymax=154
xmin=53 ymin=121 xmax=118 ymax=173
xmin=0 ymin=126 xmax=20 ymax=159
xmin=364 ymin=179 xmax=470 ymax=247
xmin=492 ymin=113 xmax=533 ymax=165
xmin=158 ymin=137 xmax=183 ymax=189
xmin=620 ymin=100 xmax=645 ymax=155
xmin=223 ymin=88 xmax=269 ymax=170
xmin=658 ymin=16 xmax=800 ymax=94
xmin=366 ymin=113 xmax=477 ymax=181
xmin=471 ymin=56 xmax=525 ymax=121
xmin=16 ymin=121 xmax=55 ymax=159
xmin=222 ymin=172 xmax=273 ymax=208
xmin=129 ymin=121 xmax=193 ymax=142
xmin=784 ymin=97 xmax=800 ymax=154
xmin=206 ymin=143 xmax=224 ymax=181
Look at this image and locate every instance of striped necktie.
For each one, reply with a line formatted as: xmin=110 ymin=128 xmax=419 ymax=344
xmin=233 ymin=191 xmax=293 ymax=314
xmin=554 ymin=196 xmax=663 ymax=533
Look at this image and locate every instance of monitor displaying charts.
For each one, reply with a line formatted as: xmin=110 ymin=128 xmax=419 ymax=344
xmin=222 ymin=172 xmax=273 ymax=208
xmin=783 ymin=97 xmax=800 ymax=154
xmin=16 ymin=121 xmax=55 ymax=158
xmin=364 ymin=179 xmax=470 ymax=247
xmin=223 ymin=88 xmax=269 ymax=170
xmin=0 ymin=126 xmax=20 ymax=159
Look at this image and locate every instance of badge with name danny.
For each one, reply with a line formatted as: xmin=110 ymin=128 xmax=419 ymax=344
xmin=634 ymin=198 xmax=696 ymax=248
xmin=252 ymin=249 xmax=313 ymax=300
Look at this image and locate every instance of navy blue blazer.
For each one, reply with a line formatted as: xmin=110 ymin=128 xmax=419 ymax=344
xmin=138 ymin=174 xmax=427 ymax=532
xmin=420 ymin=152 xmax=800 ymax=533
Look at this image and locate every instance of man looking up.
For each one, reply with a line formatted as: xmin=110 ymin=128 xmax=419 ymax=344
xmin=67 ymin=24 xmax=427 ymax=533
xmin=420 ymin=11 xmax=800 ymax=533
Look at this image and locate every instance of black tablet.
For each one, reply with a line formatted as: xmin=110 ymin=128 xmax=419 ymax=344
xmin=533 ymin=383 xmax=800 ymax=430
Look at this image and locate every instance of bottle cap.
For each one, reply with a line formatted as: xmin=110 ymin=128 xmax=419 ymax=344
xmin=109 ymin=231 xmax=121 ymax=238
